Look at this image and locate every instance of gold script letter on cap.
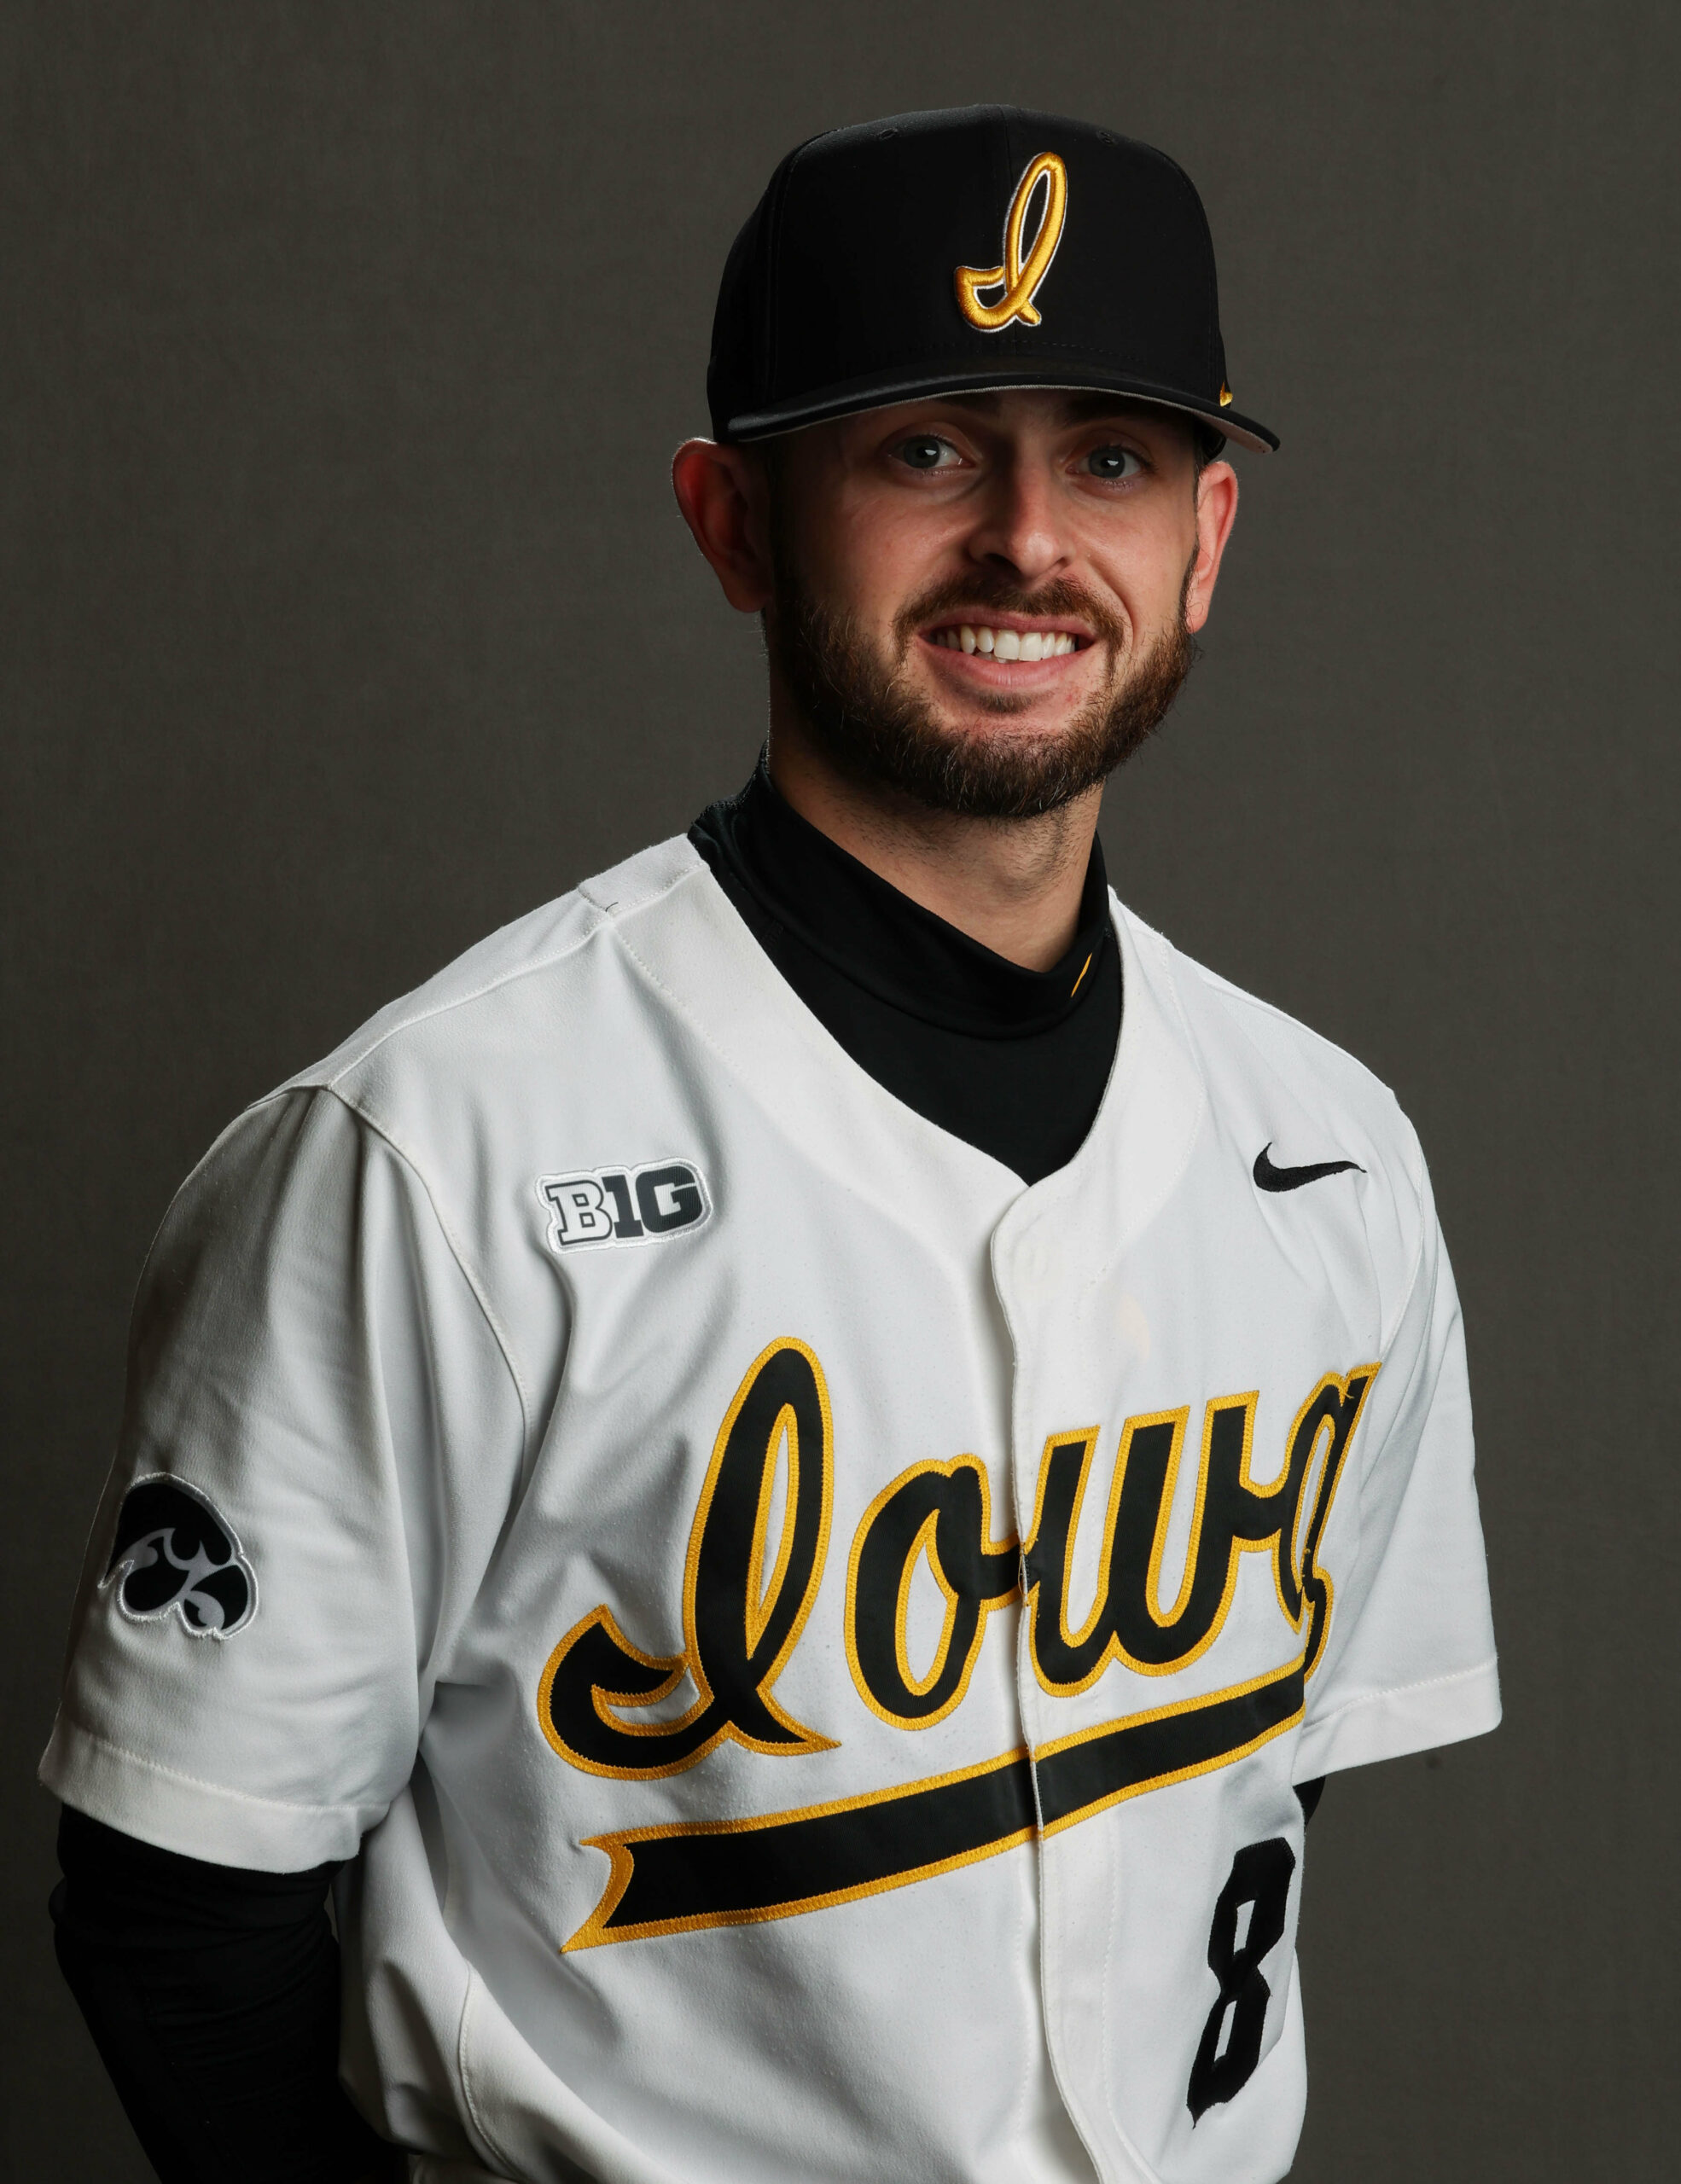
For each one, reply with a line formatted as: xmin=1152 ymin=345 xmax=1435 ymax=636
xmin=954 ymin=152 xmax=1068 ymax=332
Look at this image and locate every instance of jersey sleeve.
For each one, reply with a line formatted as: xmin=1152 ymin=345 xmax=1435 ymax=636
xmin=40 ymin=1086 xmax=528 ymax=1870
xmin=1294 ymin=1140 xmax=1500 ymax=1779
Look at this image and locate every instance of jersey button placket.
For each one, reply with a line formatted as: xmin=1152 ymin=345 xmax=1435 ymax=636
xmin=997 ymin=1212 xmax=1111 ymax=2179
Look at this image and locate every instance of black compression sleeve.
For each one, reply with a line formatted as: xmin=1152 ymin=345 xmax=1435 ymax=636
xmin=51 ymin=1806 xmax=397 ymax=2184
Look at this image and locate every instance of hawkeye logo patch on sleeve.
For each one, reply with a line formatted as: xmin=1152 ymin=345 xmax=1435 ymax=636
xmin=539 ymin=1159 xmax=712 ymax=1252
xmin=102 ymin=1476 xmax=257 ymax=1639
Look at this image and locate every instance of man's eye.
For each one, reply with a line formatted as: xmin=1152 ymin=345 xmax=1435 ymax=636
xmin=894 ymin=436 xmax=959 ymax=471
xmin=1084 ymin=445 xmax=1144 ymax=480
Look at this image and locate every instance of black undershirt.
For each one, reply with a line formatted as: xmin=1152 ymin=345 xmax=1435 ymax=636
xmin=689 ymin=762 xmax=1121 ymax=1185
xmin=51 ymin=1806 xmax=391 ymax=2182
xmin=55 ymin=766 xmax=1320 ymax=2179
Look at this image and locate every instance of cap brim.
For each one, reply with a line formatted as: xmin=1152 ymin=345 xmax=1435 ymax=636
xmin=725 ymin=362 xmax=1277 ymax=453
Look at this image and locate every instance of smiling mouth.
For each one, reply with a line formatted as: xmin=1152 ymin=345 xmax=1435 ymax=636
xmin=922 ymin=619 xmax=1088 ymax=661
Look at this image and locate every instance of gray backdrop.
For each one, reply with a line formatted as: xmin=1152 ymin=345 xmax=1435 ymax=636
xmin=4 ymin=4 xmax=1675 ymax=2177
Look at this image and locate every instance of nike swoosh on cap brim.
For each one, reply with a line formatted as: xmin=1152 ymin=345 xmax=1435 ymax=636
xmin=1253 ymin=1142 xmax=1364 ymax=1193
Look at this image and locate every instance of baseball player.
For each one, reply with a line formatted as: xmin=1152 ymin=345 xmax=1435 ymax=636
xmin=44 ymin=107 xmax=1498 ymax=2184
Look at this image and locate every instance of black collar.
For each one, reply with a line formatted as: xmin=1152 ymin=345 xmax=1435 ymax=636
xmin=689 ymin=762 xmax=1113 ymax=1041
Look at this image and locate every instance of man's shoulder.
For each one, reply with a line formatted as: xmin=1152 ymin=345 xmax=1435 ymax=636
xmin=1119 ymin=902 xmax=1426 ymax=1194
xmin=134 ymin=836 xmax=724 ymax=1345
xmin=286 ymin=833 xmax=713 ymax=1107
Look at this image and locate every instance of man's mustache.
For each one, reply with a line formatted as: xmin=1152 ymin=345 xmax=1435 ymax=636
xmin=893 ymin=577 xmax=1127 ymax=653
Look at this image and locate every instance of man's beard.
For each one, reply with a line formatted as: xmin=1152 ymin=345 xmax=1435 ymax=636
xmin=765 ymin=548 xmax=1197 ymax=822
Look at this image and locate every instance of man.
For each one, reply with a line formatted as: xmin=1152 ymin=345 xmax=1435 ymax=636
xmin=44 ymin=107 xmax=1499 ymax=2184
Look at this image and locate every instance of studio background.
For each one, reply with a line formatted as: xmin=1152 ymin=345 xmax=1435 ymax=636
xmin=3 ymin=4 xmax=1674 ymax=2177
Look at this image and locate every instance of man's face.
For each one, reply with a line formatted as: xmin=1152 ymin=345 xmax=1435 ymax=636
xmin=759 ymin=390 xmax=1234 ymax=819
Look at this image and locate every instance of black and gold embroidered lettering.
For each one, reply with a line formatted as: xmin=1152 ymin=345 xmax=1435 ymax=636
xmin=1286 ymin=1372 xmax=1375 ymax=1676
xmin=567 ymin=1746 xmax=1038 ymax=1949
xmin=538 ymin=1339 xmax=835 ymax=1778
xmin=547 ymin=1356 xmax=1381 ymax=1947
xmin=565 ymin=1655 xmax=1306 ymax=1950
xmin=1024 ymin=1370 xmax=1377 ymax=1694
xmin=846 ymin=1459 xmax=1019 ymax=1729
xmin=954 ymin=151 xmax=1068 ymax=332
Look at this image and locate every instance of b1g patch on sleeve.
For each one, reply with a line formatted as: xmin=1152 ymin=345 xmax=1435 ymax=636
xmin=102 ymin=1477 xmax=258 ymax=1639
xmin=538 ymin=1159 xmax=712 ymax=1252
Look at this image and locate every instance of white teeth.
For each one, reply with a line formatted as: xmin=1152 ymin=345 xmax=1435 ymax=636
xmin=933 ymin=624 xmax=1082 ymax=659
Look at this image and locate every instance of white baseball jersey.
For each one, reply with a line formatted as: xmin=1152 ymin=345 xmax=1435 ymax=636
xmin=43 ymin=834 xmax=1499 ymax=2184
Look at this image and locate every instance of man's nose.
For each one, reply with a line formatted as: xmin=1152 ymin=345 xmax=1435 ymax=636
xmin=963 ymin=456 xmax=1070 ymax=585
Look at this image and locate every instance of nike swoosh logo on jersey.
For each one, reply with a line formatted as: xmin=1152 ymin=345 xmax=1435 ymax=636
xmin=1252 ymin=1142 xmax=1364 ymax=1193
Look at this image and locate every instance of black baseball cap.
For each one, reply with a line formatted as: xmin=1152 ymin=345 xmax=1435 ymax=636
xmin=707 ymin=105 xmax=1276 ymax=456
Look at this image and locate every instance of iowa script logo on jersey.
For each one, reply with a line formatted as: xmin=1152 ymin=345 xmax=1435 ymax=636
xmin=537 ymin=1339 xmax=1378 ymax=1952
xmin=539 ymin=1159 xmax=712 ymax=1251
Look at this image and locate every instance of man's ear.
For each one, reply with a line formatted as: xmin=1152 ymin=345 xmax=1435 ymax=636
xmin=1184 ymin=459 xmax=1239 ymax=636
xmin=672 ymin=439 xmax=775 ymax=613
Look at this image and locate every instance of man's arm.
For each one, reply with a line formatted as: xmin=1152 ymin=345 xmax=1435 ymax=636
xmin=42 ymin=1091 xmax=529 ymax=2179
xmin=51 ymin=1806 xmax=399 ymax=2183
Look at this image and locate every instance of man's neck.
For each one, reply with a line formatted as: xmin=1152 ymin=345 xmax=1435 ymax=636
xmin=765 ymin=709 xmax=1102 ymax=974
